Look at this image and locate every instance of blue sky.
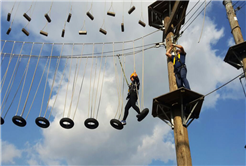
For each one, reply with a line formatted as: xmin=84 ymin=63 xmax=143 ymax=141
xmin=1 ymin=0 xmax=245 ymax=165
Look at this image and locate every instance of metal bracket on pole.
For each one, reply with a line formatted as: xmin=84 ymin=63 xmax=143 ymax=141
xmin=156 ymin=104 xmax=173 ymax=128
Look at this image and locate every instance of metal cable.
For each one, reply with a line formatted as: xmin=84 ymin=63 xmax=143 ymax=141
xmin=198 ymin=0 xmax=207 ymax=43
xmin=88 ymin=44 xmax=94 ymax=118
xmin=90 ymin=52 xmax=98 ymax=118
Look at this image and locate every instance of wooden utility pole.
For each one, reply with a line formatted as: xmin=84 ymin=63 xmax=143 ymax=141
xmin=223 ymin=0 xmax=246 ymax=76
xmin=164 ymin=3 xmax=192 ymax=166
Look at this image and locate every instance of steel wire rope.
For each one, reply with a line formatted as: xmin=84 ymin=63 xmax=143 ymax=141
xmin=140 ymin=0 xmax=144 ymax=21
xmin=20 ymin=43 xmax=44 ymax=118
xmin=0 ymin=42 xmax=25 ymax=113
xmin=133 ymin=41 xmax=135 ymax=71
xmin=0 ymin=41 xmax=16 ymax=93
xmin=23 ymin=0 xmax=37 ymax=31
xmin=48 ymin=57 xmax=69 ymax=120
xmin=96 ymin=56 xmax=107 ymax=119
xmin=15 ymin=43 xmax=35 ymax=116
xmin=181 ymin=0 xmax=212 ymax=33
xmin=1 ymin=42 xmax=156 ymax=58
xmin=25 ymin=56 xmax=50 ymax=119
xmin=24 ymin=0 xmax=34 ymax=16
xmin=122 ymin=0 xmax=124 ymax=24
xmin=9 ymin=1 xmax=17 ymax=16
xmin=44 ymin=44 xmax=64 ymax=118
xmin=117 ymin=48 xmax=123 ymax=119
xmin=63 ymin=44 xmax=74 ymax=118
xmin=198 ymin=0 xmax=207 ymax=43
xmin=93 ymin=44 xmax=104 ymax=118
xmin=1 ymin=45 xmax=155 ymax=61
xmin=39 ymin=44 xmax=54 ymax=117
xmin=204 ymin=72 xmax=243 ymax=97
xmin=88 ymin=44 xmax=95 ymax=118
xmin=73 ymin=45 xmax=87 ymax=120
xmin=233 ymin=1 xmax=240 ymax=7
xmin=108 ymin=1 xmax=115 ymax=13
xmin=90 ymin=50 xmax=98 ymax=118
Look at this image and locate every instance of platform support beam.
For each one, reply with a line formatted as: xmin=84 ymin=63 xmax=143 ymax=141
xmin=223 ymin=0 xmax=245 ymax=77
xmin=163 ymin=1 xmax=192 ymax=166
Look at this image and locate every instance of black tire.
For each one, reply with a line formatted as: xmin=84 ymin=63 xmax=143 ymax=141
xmin=0 ymin=117 xmax=4 ymax=125
xmin=12 ymin=115 xmax=26 ymax=127
xmin=137 ymin=108 xmax=149 ymax=122
xmin=110 ymin=119 xmax=123 ymax=130
xmin=84 ymin=118 xmax=99 ymax=129
xmin=60 ymin=117 xmax=74 ymax=129
xmin=35 ymin=117 xmax=50 ymax=128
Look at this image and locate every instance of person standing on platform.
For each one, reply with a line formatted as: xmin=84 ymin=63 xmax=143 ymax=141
xmin=166 ymin=44 xmax=190 ymax=90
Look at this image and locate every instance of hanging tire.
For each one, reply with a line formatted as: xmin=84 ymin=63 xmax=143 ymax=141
xmin=35 ymin=117 xmax=50 ymax=128
xmin=137 ymin=108 xmax=149 ymax=122
xmin=12 ymin=115 xmax=26 ymax=127
xmin=110 ymin=119 xmax=123 ymax=130
xmin=84 ymin=118 xmax=99 ymax=129
xmin=60 ymin=117 xmax=74 ymax=129
xmin=0 ymin=117 xmax=4 ymax=125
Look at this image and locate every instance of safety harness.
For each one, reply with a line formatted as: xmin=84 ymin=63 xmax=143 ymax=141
xmin=173 ymin=53 xmax=186 ymax=78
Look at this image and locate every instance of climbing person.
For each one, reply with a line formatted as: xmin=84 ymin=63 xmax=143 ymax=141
xmin=165 ymin=44 xmax=190 ymax=90
xmin=121 ymin=71 xmax=141 ymax=125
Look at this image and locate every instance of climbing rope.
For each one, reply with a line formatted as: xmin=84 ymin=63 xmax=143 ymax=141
xmin=25 ymin=57 xmax=49 ymax=119
xmin=63 ymin=44 xmax=74 ymax=118
xmin=93 ymin=44 xmax=104 ymax=118
xmin=48 ymin=57 xmax=69 ymax=120
xmin=20 ymin=43 xmax=44 ymax=118
xmin=0 ymin=41 xmax=16 ymax=93
xmin=44 ymin=44 xmax=64 ymax=118
xmin=141 ymin=37 xmax=145 ymax=110
xmin=9 ymin=1 xmax=21 ymax=28
xmin=88 ymin=44 xmax=95 ymax=118
xmin=16 ymin=43 xmax=35 ymax=116
xmin=39 ymin=44 xmax=54 ymax=117
xmin=0 ymin=42 xmax=25 ymax=113
xmin=90 ymin=50 xmax=98 ymax=118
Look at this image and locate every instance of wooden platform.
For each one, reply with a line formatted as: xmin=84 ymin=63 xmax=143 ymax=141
xmin=224 ymin=41 xmax=246 ymax=69
xmin=148 ymin=1 xmax=189 ymax=34
xmin=152 ymin=87 xmax=204 ymax=128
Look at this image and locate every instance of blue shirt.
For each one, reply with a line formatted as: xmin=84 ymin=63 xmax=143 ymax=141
xmin=172 ymin=53 xmax=186 ymax=69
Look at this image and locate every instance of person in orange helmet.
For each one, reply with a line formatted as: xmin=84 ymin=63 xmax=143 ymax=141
xmin=121 ymin=71 xmax=140 ymax=125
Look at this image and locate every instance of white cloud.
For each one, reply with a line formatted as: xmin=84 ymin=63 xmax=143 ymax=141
xmin=0 ymin=140 xmax=22 ymax=164
xmin=227 ymin=37 xmax=235 ymax=47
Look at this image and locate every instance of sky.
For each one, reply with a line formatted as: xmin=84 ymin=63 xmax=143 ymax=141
xmin=0 ymin=0 xmax=245 ymax=165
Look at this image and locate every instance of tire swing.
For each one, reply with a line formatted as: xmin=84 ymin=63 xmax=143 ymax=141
xmin=60 ymin=44 xmax=78 ymax=129
xmin=84 ymin=44 xmax=100 ymax=130
xmin=110 ymin=42 xmax=124 ymax=130
xmin=0 ymin=41 xmax=24 ymax=125
xmin=12 ymin=43 xmax=35 ymax=127
xmin=136 ymin=38 xmax=149 ymax=122
xmin=35 ymin=44 xmax=55 ymax=128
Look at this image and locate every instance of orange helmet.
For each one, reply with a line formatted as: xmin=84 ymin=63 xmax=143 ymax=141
xmin=130 ymin=72 xmax=137 ymax=79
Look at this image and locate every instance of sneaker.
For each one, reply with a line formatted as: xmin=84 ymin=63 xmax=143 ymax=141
xmin=136 ymin=114 xmax=140 ymax=118
xmin=121 ymin=120 xmax=126 ymax=125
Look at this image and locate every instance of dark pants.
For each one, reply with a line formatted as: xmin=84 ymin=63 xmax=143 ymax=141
xmin=175 ymin=67 xmax=190 ymax=90
xmin=122 ymin=94 xmax=140 ymax=121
